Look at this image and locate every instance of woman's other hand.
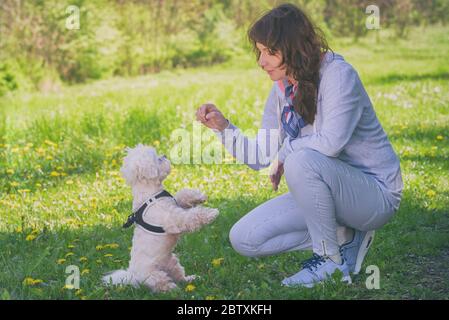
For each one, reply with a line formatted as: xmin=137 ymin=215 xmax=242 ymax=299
xmin=270 ymin=160 xmax=284 ymax=191
xmin=196 ymin=103 xmax=229 ymax=131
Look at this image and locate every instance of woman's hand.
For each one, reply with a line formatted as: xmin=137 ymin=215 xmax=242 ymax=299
xmin=270 ymin=160 xmax=284 ymax=191
xmin=196 ymin=103 xmax=229 ymax=131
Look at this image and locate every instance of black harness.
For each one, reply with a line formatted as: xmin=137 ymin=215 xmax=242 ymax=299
xmin=122 ymin=190 xmax=174 ymax=234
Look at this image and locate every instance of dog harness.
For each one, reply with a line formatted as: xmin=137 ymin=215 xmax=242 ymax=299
xmin=122 ymin=190 xmax=175 ymax=234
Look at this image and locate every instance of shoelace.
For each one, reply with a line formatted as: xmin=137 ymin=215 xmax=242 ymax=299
xmin=302 ymin=253 xmax=326 ymax=271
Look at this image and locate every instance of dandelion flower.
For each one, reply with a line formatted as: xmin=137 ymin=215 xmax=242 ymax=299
xmin=104 ymin=254 xmax=113 ymax=258
xmin=96 ymin=245 xmax=104 ymax=251
xmin=427 ymin=190 xmax=436 ymax=198
xmin=79 ymin=257 xmax=88 ymax=263
xmin=65 ymin=252 xmax=74 ymax=258
xmin=50 ymin=171 xmax=60 ymax=177
xmin=212 ymin=258 xmax=224 ymax=267
xmin=26 ymin=234 xmax=37 ymax=241
xmin=81 ymin=269 xmax=90 ymax=275
xmin=436 ymin=135 xmax=444 ymax=141
xmin=63 ymin=284 xmax=74 ymax=290
xmin=23 ymin=278 xmax=43 ymax=286
xmin=68 ymin=245 xmax=75 ymax=249
xmin=6 ymin=169 xmax=14 ymax=175
xmin=185 ymin=284 xmax=196 ymax=292
xmin=57 ymin=259 xmax=66 ymax=265
xmin=66 ymin=180 xmax=74 ymax=185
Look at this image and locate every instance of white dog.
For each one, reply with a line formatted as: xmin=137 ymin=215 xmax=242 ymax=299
xmin=102 ymin=144 xmax=219 ymax=292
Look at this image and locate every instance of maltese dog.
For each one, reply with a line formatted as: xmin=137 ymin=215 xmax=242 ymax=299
xmin=102 ymin=144 xmax=219 ymax=292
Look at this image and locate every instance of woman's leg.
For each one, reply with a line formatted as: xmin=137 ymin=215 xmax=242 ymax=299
xmin=283 ymin=148 xmax=395 ymax=259
xmin=229 ymin=192 xmax=312 ymax=257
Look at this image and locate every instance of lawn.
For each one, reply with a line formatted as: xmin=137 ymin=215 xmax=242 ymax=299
xmin=0 ymin=26 xmax=448 ymax=300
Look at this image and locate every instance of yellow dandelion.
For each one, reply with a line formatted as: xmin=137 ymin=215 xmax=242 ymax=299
xmin=108 ymin=171 xmax=119 ymax=177
xmin=23 ymin=278 xmax=43 ymax=286
xmin=46 ymin=156 xmax=54 ymax=160
xmin=96 ymin=245 xmax=104 ymax=251
xmin=153 ymin=140 xmax=160 ymax=147
xmin=185 ymin=284 xmax=196 ymax=292
xmin=212 ymin=258 xmax=224 ymax=267
xmin=104 ymin=254 xmax=113 ymax=258
xmin=63 ymin=284 xmax=74 ymax=290
xmin=81 ymin=269 xmax=90 ymax=275
xmin=57 ymin=259 xmax=66 ymax=265
xmin=105 ymin=243 xmax=119 ymax=249
xmin=44 ymin=140 xmax=57 ymax=147
xmin=10 ymin=182 xmax=19 ymax=187
xmin=65 ymin=252 xmax=74 ymax=258
xmin=50 ymin=171 xmax=60 ymax=177
xmin=66 ymin=180 xmax=74 ymax=185
xmin=6 ymin=169 xmax=14 ymax=175
xmin=68 ymin=244 xmax=75 ymax=249
xmin=25 ymin=234 xmax=37 ymax=241
xmin=15 ymin=226 xmax=22 ymax=233
xmin=427 ymin=190 xmax=436 ymax=198
xmin=79 ymin=257 xmax=88 ymax=263
xmin=75 ymin=289 xmax=83 ymax=296
xmin=436 ymin=135 xmax=444 ymax=141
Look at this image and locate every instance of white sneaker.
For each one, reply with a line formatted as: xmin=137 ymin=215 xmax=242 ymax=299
xmin=281 ymin=253 xmax=352 ymax=288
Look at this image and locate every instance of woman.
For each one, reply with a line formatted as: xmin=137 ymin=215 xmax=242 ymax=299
xmin=196 ymin=3 xmax=403 ymax=287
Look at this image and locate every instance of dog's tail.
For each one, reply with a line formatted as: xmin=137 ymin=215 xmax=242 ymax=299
xmin=102 ymin=269 xmax=139 ymax=287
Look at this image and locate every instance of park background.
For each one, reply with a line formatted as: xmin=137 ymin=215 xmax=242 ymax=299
xmin=0 ymin=0 xmax=448 ymax=299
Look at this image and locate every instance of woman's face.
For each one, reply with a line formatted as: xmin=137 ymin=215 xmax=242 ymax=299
xmin=256 ymin=42 xmax=287 ymax=81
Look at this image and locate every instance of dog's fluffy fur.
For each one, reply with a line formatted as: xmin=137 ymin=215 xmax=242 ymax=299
xmin=102 ymin=144 xmax=219 ymax=292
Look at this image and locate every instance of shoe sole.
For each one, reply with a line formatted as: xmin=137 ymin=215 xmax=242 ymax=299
xmin=353 ymin=230 xmax=375 ymax=275
xmin=282 ymin=275 xmax=352 ymax=288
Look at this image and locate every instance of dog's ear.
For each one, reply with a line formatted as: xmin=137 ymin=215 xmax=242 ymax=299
xmin=136 ymin=159 xmax=159 ymax=181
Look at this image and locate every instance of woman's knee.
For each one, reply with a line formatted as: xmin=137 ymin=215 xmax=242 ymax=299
xmin=284 ymin=148 xmax=323 ymax=183
xmin=229 ymin=221 xmax=261 ymax=258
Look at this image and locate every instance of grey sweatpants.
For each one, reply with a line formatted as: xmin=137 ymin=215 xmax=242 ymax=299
xmin=229 ymin=149 xmax=397 ymax=258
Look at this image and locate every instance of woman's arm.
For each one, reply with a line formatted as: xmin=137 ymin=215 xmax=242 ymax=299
xmin=213 ymin=85 xmax=281 ymax=170
xmin=277 ymin=63 xmax=364 ymax=163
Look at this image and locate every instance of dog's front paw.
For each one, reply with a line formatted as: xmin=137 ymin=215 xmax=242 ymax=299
xmin=199 ymin=208 xmax=219 ymax=225
xmin=175 ymin=189 xmax=207 ymax=208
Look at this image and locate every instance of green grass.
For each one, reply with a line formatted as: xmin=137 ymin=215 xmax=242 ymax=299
xmin=1 ymin=25 xmax=448 ymax=300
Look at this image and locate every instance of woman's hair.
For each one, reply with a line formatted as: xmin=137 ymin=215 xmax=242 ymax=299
xmin=248 ymin=3 xmax=330 ymax=124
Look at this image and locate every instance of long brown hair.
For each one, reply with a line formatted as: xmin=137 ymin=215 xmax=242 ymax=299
xmin=248 ymin=3 xmax=330 ymax=124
